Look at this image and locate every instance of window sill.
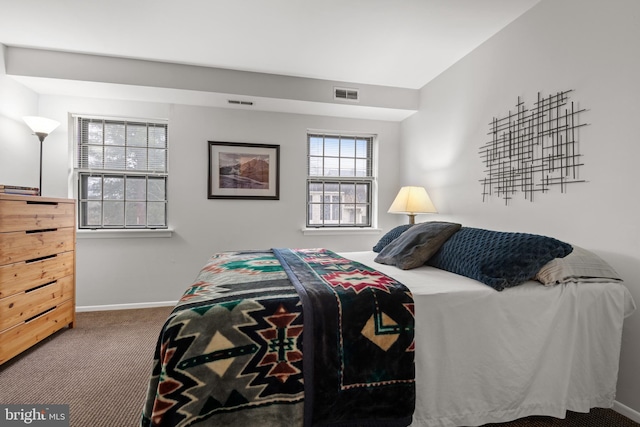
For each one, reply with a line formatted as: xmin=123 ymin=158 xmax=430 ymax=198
xmin=302 ymin=227 xmax=381 ymax=236
xmin=77 ymin=229 xmax=174 ymax=239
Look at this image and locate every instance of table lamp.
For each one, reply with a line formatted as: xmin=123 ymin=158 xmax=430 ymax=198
xmin=388 ymin=186 xmax=437 ymax=224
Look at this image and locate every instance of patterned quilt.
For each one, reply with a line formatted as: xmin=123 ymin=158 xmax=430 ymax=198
xmin=141 ymin=249 xmax=415 ymax=427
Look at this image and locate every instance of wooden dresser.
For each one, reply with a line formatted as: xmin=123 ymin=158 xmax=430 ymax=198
xmin=0 ymin=194 xmax=76 ymax=365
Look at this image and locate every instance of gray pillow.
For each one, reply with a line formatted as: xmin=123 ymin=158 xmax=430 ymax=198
xmin=374 ymin=221 xmax=462 ymax=270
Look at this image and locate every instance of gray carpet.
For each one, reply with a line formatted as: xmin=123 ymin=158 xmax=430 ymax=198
xmin=0 ymin=306 xmax=172 ymax=427
xmin=482 ymin=408 xmax=639 ymax=427
xmin=0 ymin=307 xmax=637 ymax=427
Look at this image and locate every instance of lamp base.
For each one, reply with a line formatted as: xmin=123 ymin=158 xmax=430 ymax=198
xmin=407 ymin=214 xmax=416 ymax=225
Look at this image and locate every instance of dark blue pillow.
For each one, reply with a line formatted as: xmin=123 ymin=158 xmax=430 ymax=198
xmin=427 ymin=227 xmax=573 ymax=291
xmin=373 ymin=224 xmax=414 ymax=252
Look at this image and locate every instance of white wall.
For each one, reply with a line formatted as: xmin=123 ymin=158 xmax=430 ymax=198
xmin=33 ymin=96 xmax=401 ymax=308
xmin=0 ymin=45 xmax=40 ymax=187
xmin=400 ymin=0 xmax=640 ymax=415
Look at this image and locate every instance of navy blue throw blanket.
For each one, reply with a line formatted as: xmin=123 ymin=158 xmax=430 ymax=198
xmin=274 ymin=248 xmax=415 ymax=427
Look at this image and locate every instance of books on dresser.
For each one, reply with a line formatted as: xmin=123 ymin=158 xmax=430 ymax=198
xmin=0 ymin=185 xmax=39 ymax=196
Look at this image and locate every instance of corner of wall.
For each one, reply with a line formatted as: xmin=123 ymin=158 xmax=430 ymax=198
xmin=1 ymin=43 xmax=7 ymax=74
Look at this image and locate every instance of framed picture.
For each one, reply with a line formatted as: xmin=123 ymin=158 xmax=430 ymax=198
xmin=208 ymin=141 xmax=280 ymax=200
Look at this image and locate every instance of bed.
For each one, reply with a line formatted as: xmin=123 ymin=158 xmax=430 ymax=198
xmin=141 ymin=223 xmax=636 ymax=427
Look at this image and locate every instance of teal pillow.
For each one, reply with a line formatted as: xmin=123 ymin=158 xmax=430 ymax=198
xmin=428 ymin=227 xmax=573 ymax=291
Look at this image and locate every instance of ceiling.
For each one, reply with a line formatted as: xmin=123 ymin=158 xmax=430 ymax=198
xmin=0 ymin=0 xmax=540 ymax=120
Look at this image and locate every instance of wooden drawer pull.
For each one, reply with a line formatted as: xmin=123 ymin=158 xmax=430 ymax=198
xmin=26 ymin=201 xmax=59 ymax=206
xmin=25 ymin=228 xmax=58 ymax=234
xmin=25 ymin=254 xmax=57 ymax=263
xmin=25 ymin=306 xmax=56 ymax=323
xmin=25 ymin=280 xmax=57 ymax=293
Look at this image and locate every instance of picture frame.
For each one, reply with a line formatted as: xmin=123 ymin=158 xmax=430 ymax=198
xmin=208 ymin=141 xmax=280 ymax=200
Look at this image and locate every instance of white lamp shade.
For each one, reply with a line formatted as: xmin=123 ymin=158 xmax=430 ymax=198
xmin=388 ymin=186 xmax=437 ymax=214
xmin=23 ymin=116 xmax=60 ymax=135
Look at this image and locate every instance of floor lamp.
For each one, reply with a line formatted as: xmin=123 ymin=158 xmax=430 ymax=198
xmin=23 ymin=116 xmax=60 ymax=196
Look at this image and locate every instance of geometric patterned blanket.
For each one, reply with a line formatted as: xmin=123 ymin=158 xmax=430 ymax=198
xmin=141 ymin=249 xmax=414 ymax=427
xmin=273 ymin=248 xmax=415 ymax=427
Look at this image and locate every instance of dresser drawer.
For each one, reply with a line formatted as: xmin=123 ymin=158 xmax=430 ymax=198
xmin=0 ymin=300 xmax=74 ymax=365
xmin=0 ymin=228 xmax=74 ymax=265
xmin=0 ymin=275 xmax=74 ymax=332
xmin=0 ymin=199 xmax=75 ymax=232
xmin=0 ymin=251 xmax=74 ymax=298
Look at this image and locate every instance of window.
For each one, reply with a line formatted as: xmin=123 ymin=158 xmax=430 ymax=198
xmin=74 ymin=116 xmax=168 ymax=229
xmin=307 ymin=133 xmax=375 ymax=227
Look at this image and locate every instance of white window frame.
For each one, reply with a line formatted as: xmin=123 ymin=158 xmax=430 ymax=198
xmin=73 ymin=115 xmax=169 ymax=232
xmin=306 ymin=132 xmax=377 ymax=229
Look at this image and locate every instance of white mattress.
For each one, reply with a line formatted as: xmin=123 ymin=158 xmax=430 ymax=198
xmin=341 ymin=251 xmax=636 ymax=427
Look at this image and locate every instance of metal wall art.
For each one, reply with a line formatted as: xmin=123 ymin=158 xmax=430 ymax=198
xmin=479 ymin=90 xmax=587 ymax=204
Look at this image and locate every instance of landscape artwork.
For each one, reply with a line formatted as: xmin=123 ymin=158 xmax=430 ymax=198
xmin=218 ymin=152 xmax=270 ymax=189
xmin=208 ymin=141 xmax=280 ymax=199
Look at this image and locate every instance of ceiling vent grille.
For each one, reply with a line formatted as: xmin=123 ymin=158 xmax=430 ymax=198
xmin=334 ymin=87 xmax=359 ymax=102
xmin=228 ymin=99 xmax=254 ymax=106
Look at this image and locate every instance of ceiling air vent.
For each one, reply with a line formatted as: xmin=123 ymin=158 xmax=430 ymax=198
xmin=228 ymin=99 xmax=254 ymax=106
xmin=334 ymin=87 xmax=359 ymax=102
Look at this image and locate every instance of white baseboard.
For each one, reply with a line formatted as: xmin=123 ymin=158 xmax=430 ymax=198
xmin=76 ymin=301 xmax=177 ymax=312
xmin=614 ymin=400 xmax=640 ymax=423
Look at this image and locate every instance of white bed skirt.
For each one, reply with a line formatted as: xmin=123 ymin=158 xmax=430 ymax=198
xmin=343 ymin=251 xmax=636 ymax=427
